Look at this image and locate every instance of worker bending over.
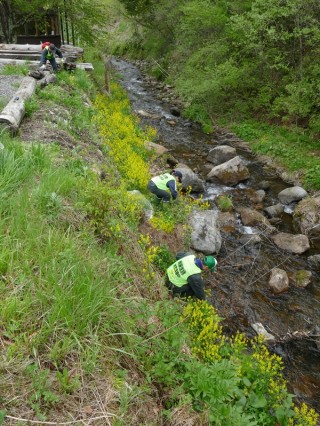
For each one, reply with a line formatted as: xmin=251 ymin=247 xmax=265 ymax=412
xmin=147 ymin=170 xmax=183 ymax=203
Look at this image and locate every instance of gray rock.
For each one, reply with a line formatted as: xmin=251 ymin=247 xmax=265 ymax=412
xmin=207 ymin=145 xmax=237 ymax=165
xmin=251 ymin=323 xmax=275 ymax=340
xmin=307 ymin=254 xmax=320 ymax=270
xmin=264 ymin=203 xmax=283 ymax=218
xmin=175 ymin=163 xmax=205 ymax=193
xmin=238 ymin=207 xmax=274 ymax=232
xmin=207 ymin=156 xmax=250 ymax=186
xmin=269 ymin=268 xmax=289 ymax=294
xmin=278 ymin=186 xmax=308 ymax=204
xmin=272 ymin=232 xmax=310 ymax=254
xmin=188 ymin=210 xmax=222 ymax=254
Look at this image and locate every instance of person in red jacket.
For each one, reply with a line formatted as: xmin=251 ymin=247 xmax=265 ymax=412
xmin=39 ymin=43 xmax=63 ymax=71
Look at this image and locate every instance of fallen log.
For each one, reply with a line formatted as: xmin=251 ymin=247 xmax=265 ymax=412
xmin=0 ymin=52 xmax=40 ymax=60
xmin=0 ymin=43 xmax=42 ymax=51
xmin=0 ymin=76 xmax=36 ymax=131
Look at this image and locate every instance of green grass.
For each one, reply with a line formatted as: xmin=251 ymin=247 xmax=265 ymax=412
xmin=230 ymin=120 xmax=320 ymax=190
xmin=1 ymin=64 xmax=29 ymax=76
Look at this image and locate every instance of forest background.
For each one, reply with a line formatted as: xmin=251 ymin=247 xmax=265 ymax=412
xmin=4 ymin=0 xmax=316 ymax=188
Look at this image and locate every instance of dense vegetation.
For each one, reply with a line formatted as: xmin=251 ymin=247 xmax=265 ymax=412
xmin=106 ymin=0 xmax=320 ymax=190
xmin=0 ymin=56 xmax=318 ymax=424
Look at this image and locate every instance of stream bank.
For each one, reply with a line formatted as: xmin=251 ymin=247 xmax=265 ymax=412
xmin=111 ymin=57 xmax=320 ymax=412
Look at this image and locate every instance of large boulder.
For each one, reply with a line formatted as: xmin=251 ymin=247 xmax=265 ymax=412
xmin=175 ymin=163 xmax=205 ymax=193
xmin=207 ymin=145 xmax=237 ymax=165
xmin=293 ymin=196 xmax=320 ymax=238
xmin=188 ymin=210 xmax=222 ymax=254
xmin=271 ymin=232 xmax=310 ymax=254
xmin=206 ymin=156 xmax=250 ymax=186
xmin=278 ymin=186 xmax=308 ymax=204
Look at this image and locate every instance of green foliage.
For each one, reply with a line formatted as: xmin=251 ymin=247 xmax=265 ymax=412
xmin=231 ymin=120 xmax=320 ymax=190
xmin=56 ymin=369 xmax=80 ymax=394
xmin=25 ymin=364 xmax=60 ymax=415
xmin=1 ymin=64 xmax=29 ymax=76
xmin=216 ymin=194 xmax=234 ymax=212
xmin=24 ymin=97 xmax=39 ymax=117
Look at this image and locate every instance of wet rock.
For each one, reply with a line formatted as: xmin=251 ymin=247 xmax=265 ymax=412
xmin=170 ymin=106 xmax=180 ymax=117
xmin=238 ymin=207 xmax=274 ymax=232
xmin=207 ymin=145 xmax=237 ymax=165
xmin=293 ymin=196 xmax=320 ymax=238
xmin=239 ymin=234 xmax=262 ymax=245
xmin=278 ymin=186 xmax=308 ymax=204
xmin=264 ymin=203 xmax=283 ymax=218
xmin=144 ymin=141 xmax=168 ymax=156
xmin=175 ymin=163 xmax=205 ymax=193
xmin=257 ymin=180 xmax=271 ymax=190
xmin=206 ymin=156 xmax=250 ymax=186
xmin=188 ymin=210 xmax=222 ymax=254
xmin=251 ymin=323 xmax=275 ymax=340
xmin=307 ymin=255 xmax=320 ymax=270
xmin=269 ymin=268 xmax=289 ymax=294
xmin=272 ymin=232 xmax=310 ymax=254
xmin=290 ymin=270 xmax=313 ymax=288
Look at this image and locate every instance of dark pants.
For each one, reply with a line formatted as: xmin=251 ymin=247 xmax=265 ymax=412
xmin=147 ymin=180 xmax=170 ymax=202
xmin=165 ymin=276 xmax=194 ymax=298
xmin=40 ymin=58 xmax=58 ymax=71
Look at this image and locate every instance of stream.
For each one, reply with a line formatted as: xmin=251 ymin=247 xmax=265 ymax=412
xmin=111 ymin=58 xmax=320 ymax=412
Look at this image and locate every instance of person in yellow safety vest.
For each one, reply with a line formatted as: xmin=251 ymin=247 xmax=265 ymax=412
xmin=39 ymin=43 xmax=63 ymax=71
xmin=147 ymin=170 xmax=183 ymax=203
xmin=166 ymin=252 xmax=217 ymax=300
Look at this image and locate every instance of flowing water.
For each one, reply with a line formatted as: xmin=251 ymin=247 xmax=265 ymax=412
xmin=111 ymin=58 xmax=320 ymax=411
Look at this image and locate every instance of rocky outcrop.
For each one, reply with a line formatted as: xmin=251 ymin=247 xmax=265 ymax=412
xmin=293 ymin=195 xmax=320 ymax=238
xmin=206 ymin=156 xmax=250 ymax=186
xmin=269 ymin=268 xmax=289 ymax=293
xmin=271 ymin=232 xmax=310 ymax=254
xmin=188 ymin=210 xmax=222 ymax=254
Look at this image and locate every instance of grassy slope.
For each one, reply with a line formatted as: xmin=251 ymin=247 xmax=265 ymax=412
xmin=0 ymin=62 xmax=318 ymax=426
